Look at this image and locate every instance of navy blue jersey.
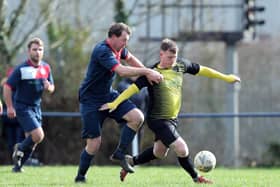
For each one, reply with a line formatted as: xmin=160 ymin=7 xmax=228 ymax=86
xmin=79 ymin=39 xmax=128 ymax=105
xmin=6 ymin=60 xmax=54 ymax=106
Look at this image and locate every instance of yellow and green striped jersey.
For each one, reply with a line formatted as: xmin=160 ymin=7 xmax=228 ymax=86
xmin=135 ymin=58 xmax=200 ymax=119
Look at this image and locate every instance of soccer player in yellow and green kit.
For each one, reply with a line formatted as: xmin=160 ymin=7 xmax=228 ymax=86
xmin=100 ymin=38 xmax=240 ymax=184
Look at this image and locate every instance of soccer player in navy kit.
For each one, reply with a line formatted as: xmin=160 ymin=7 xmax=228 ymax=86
xmin=3 ymin=37 xmax=55 ymax=172
xmin=100 ymin=38 xmax=241 ymax=184
xmin=75 ymin=22 xmax=163 ymax=183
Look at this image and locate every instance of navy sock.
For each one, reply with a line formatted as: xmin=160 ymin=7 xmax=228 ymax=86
xmin=77 ymin=149 xmax=94 ymax=176
xmin=133 ymin=147 xmax=156 ymax=165
xmin=19 ymin=136 xmax=35 ymax=152
xmin=20 ymin=148 xmax=33 ymax=167
xmin=117 ymin=125 xmax=136 ymax=154
xmin=178 ymin=156 xmax=198 ymax=179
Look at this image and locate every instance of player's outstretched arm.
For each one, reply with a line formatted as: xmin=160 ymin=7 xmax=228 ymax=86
xmin=197 ymin=65 xmax=241 ymax=83
xmin=99 ymin=84 xmax=140 ymax=112
xmin=3 ymin=84 xmax=16 ymax=118
xmin=115 ymin=65 xmax=163 ymax=85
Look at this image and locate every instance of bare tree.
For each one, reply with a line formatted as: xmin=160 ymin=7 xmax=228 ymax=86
xmin=0 ymin=0 xmax=58 ymax=70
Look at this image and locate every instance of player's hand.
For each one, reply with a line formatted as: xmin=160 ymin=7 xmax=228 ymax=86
xmin=43 ymin=79 xmax=55 ymax=93
xmin=146 ymin=69 xmax=163 ymax=85
xmin=43 ymin=79 xmax=51 ymax=90
xmin=99 ymin=103 xmax=116 ymax=113
xmin=7 ymin=106 xmax=16 ymax=118
xmin=227 ymin=74 xmax=241 ymax=84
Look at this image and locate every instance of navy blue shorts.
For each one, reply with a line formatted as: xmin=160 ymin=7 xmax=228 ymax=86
xmin=80 ymin=92 xmax=136 ymax=139
xmin=147 ymin=118 xmax=180 ymax=147
xmin=15 ymin=103 xmax=42 ymax=132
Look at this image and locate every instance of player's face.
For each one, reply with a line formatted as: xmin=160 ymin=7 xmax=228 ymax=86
xmin=113 ymin=31 xmax=130 ymax=51
xmin=159 ymin=50 xmax=177 ymax=68
xmin=28 ymin=43 xmax=44 ymax=64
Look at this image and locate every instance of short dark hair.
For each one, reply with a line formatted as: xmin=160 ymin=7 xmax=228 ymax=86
xmin=160 ymin=38 xmax=178 ymax=54
xmin=108 ymin=22 xmax=131 ymax=38
xmin=28 ymin=37 xmax=44 ymax=49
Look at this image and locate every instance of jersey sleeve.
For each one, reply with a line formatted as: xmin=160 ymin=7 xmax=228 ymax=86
xmin=134 ymin=76 xmax=150 ymax=90
xmin=97 ymin=46 xmax=119 ymax=71
xmin=6 ymin=66 xmax=21 ymax=89
xmin=121 ymin=48 xmax=128 ymax=60
xmin=181 ymin=58 xmax=200 ymax=75
xmin=47 ymin=65 xmax=54 ymax=84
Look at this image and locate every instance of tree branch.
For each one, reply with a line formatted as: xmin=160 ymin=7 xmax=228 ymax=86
xmin=10 ymin=1 xmax=58 ymax=59
xmin=127 ymin=0 xmax=139 ymax=17
xmin=7 ymin=0 xmax=29 ymax=37
xmin=0 ymin=0 xmax=4 ymax=28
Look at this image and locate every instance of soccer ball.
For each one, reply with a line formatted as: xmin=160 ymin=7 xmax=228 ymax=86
xmin=194 ymin=150 xmax=216 ymax=172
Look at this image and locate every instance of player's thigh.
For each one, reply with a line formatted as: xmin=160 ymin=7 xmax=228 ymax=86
xmin=80 ymin=104 xmax=106 ymax=139
xmin=148 ymin=119 xmax=180 ymax=147
xmin=109 ymin=99 xmax=138 ymax=123
xmin=16 ymin=106 xmax=42 ymax=133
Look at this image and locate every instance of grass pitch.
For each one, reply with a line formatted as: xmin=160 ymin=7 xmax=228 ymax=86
xmin=0 ymin=166 xmax=279 ymax=187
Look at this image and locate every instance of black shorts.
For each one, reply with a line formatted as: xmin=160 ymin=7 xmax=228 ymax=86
xmin=147 ymin=118 xmax=180 ymax=147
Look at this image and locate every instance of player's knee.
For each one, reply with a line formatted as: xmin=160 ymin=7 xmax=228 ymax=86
xmin=153 ymin=147 xmax=168 ymax=159
xmin=153 ymin=141 xmax=169 ymax=158
xmin=154 ymin=150 xmax=168 ymax=159
xmin=175 ymin=146 xmax=189 ymax=157
xmin=125 ymin=109 xmax=144 ymax=130
xmin=86 ymin=137 xmax=101 ymax=154
xmin=31 ymin=128 xmax=44 ymax=143
xmin=172 ymin=138 xmax=189 ymax=157
xmin=32 ymin=135 xmax=44 ymax=144
xmin=132 ymin=109 xmax=144 ymax=125
xmin=135 ymin=111 xmax=144 ymax=127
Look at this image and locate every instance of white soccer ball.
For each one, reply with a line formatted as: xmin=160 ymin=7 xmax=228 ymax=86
xmin=194 ymin=150 xmax=216 ymax=172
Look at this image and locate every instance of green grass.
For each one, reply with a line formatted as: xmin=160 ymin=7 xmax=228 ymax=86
xmin=0 ymin=166 xmax=279 ymax=187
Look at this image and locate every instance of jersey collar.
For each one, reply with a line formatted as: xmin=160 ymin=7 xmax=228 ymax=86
xmin=105 ymin=39 xmax=122 ymax=61
xmin=27 ymin=59 xmax=41 ymax=68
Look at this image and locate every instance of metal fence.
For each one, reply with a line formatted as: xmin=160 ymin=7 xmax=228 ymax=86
xmin=39 ymin=111 xmax=280 ymax=118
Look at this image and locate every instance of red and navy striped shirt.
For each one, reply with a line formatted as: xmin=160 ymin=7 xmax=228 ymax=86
xmin=6 ymin=60 xmax=54 ymax=106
